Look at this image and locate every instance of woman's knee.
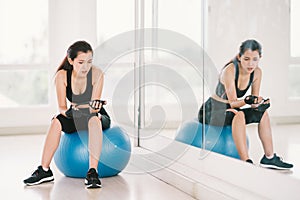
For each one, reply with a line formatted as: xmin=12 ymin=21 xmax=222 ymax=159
xmin=233 ymin=111 xmax=246 ymax=122
xmin=88 ymin=115 xmax=102 ymax=127
xmin=51 ymin=117 xmax=62 ymax=131
xmin=260 ymin=110 xmax=270 ymax=122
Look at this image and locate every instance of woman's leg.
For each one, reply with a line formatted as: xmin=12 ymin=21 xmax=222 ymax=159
xmin=258 ymin=111 xmax=274 ymax=157
xmin=258 ymin=111 xmax=293 ymax=169
xmin=231 ymin=111 xmax=249 ymax=161
xmin=41 ymin=118 xmax=62 ymax=168
xmin=88 ymin=116 xmax=103 ymax=169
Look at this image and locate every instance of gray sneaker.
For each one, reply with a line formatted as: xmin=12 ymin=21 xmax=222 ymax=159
xmin=260 ymin=154 xmax=293 ymax=170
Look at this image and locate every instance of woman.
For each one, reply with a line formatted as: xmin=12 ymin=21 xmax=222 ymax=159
xmin=24 ymin=40 xmax=110 ymax=188
xmin=198 ymin=39 xmax=293 ymax=169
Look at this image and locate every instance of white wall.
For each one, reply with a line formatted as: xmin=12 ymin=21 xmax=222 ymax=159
xmin=49 ymin=0 xmax=97 ymax=74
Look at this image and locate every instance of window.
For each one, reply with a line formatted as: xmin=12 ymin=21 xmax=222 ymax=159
xmin=0 ymin=0 xmax=49 ymax=130
xmin=0 ymin=0 xmax=49 ymax=107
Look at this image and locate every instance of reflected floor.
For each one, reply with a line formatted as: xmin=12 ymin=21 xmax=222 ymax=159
xmin=158 ymin=123 xmax=300 ymax=180
xmin=247 ymin=123 xmax=300 ymax=178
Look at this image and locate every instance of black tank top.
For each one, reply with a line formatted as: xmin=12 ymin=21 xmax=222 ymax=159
xmin=215 ymin=58 xmax=254 ymax=100
xmin=66 ymin=69 xmax=93 ymax=103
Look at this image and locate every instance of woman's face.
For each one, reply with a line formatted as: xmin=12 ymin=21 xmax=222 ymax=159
xmin=69 ymin=51 xmax=93 ymax=77
xmin=239 ymin=49 xmax=260 ymax=74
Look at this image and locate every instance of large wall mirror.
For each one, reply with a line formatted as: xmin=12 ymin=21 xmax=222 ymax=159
xmin=96 ymin=0 xmax=300 ymax=184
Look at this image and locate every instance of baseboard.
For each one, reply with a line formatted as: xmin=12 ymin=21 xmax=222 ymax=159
xmin=0 ymin=125 xmax=48 ymax=136
xmin=271 ymin=116 xmax=300 ymax=125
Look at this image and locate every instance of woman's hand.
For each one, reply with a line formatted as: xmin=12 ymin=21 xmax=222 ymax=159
xmin=65 ymin=105 xmax=82 ymax=119
xmin=250 ymin=96 xmax=262 ymax=108
xmin=251 ymin=97 xmax=270 ymax=112
xmin=244 ymin=95 xmax=259 ymax=105
xmin=89 ymin=100 xmax=106 ymax=114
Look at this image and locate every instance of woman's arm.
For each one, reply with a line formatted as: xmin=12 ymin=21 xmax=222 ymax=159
xmin=250 ymin=67 xmax=264 ymax=107
xmin=222 ymin=64 xmax=247 ymax=108
xmin=251 ymin=67 xmax=262 ymax=98
xmin=55 ymin=70 xmax=68 ymax=116
xmin=90 ymin=66 xmax=104 ymax=113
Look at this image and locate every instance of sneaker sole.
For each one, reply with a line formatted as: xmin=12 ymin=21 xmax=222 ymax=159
xmin=260 ymin=163 xmax=292 ymax=170
xmin=24 ymin=176 xmax=54 ymax=186
xmin=86 ymin=183 xmax=102 ymax=189
xmin=85 ymin=179 xmax=102 ymax=189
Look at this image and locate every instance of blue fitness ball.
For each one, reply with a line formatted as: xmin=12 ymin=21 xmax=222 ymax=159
xmin=175 ymin=119 xmax=249 ymax=159
xmin=54 ymin=126 xmax=131 ymax=178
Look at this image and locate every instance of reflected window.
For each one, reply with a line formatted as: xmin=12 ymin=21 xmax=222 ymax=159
xmin=291 ymin=0 xmax=300 ymax=57
xmin=289 ymin=0 xmax=300 ymax=98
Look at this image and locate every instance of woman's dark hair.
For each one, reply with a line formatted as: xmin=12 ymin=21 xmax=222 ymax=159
xmin=56 ymin=40 xmax=93 ymax=73
xmin=239 ymin=39 xmax=262 ymax=57
xmin=224 ymin=39 xmax=262 ymax=67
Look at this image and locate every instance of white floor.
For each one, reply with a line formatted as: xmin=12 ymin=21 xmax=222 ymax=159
xmin=1 ymin=123 xmax=299 ymax=200
xmin=0 ymin=134 xmax=195 ymax=200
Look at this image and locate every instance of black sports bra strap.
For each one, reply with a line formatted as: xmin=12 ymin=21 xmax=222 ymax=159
xmin=66 ymin=69 xmax=72 ymax=102
xmin=87 ymin=68 xmax=92 ymax=85
xmin=67 ymin=69 xmax=71 ymax=86
xmin=233 ymin=58 xmax=239 ymax=87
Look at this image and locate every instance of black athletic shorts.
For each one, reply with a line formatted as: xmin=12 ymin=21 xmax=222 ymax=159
xmin=55 ymin=107 xmax=111 ymax=133
xmin=198 ymin=97 xmax=265 ymax=126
